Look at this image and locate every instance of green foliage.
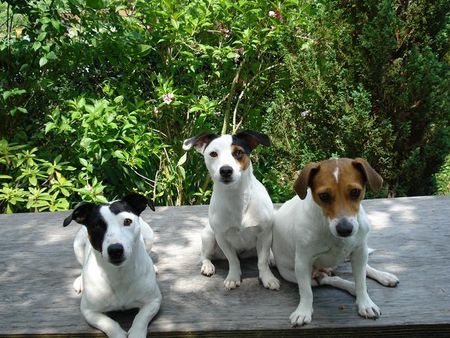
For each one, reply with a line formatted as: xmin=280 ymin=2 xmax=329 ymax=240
xmin=435 ymin=154 xmax=450 ymax=195
xmin=0 ymin=0 xmax=448 ymax=212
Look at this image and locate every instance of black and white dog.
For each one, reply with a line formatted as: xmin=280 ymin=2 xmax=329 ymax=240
xmin=63 ymin=193 xmax=161 ymax=338
xmin=183 ymin=131 xmax=280 ymax=290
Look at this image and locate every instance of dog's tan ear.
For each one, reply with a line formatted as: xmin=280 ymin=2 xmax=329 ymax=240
xmin=352 ymin=158 xmax=383 ymax=192
xmin=293 ymin=162 xmax=320 ymax=200
xmin=182 ymin=132 xmax=218 ymax=154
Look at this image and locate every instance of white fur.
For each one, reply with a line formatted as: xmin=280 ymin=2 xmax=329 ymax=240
xmin=333 ymin=166 xmax=339 ymax=183
xmin=73 ymin=207 xmax=161 ymax=338
xmin=272 ymin=190 xmax=399 ymax=326
xmin=195 ymin=135 xmax=280 ymax=290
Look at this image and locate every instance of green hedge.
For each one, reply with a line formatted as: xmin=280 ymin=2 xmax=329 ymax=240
xmin=0 ymin=0 xmax=449 ymax=213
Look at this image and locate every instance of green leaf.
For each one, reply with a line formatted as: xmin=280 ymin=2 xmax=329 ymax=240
xmin=46 ymin=51 xmax=57 ymax=60
xmin=39 ymin=56 xmax=48 ymax=67
xmin=177 ymin=152 xmax=187 ymax=166
xmin=32 ymin=41 xmax=42 ymax=51
xmin=37 ymin=32 xmax=47 ymax=41
xmin=79 ymin=158 xmax=88 ymax=167
xmin=138 ymin=44 xmax=152 ymax=55
xmin=29 ymin=176 xmax=38 ymax=186
xmin=86 ymin=0 xmax=106 ymax=9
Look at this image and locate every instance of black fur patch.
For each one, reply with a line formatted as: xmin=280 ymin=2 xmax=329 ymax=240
xmin=109 ymin=200 xmax=136 ymax=215
xmin=232 ymin=131 xmax=271 ymax=154
xmin=79 ymin=205 xmax=107 ymax=253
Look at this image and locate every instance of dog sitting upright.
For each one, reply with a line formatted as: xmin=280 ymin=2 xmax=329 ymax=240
xmin=183 ymin=131 xmax=280 ymax=290
xmin=63 ymin=193 xmax=161 ymax=338
xmin=272 ymin=158 xmax=399 ymax=326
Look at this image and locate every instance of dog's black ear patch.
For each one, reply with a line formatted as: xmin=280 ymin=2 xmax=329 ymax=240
xmin=63 ymin=202 xmax=97 ymax=227
xmin=147 ymin=198 xmax=156 ymax=212
xmin=182 ymin=132 xmax=218 ymax=154
xmin=121 ymin=193 xmax=149 ymax=215
xmin=232 ymin=131 xmax=271 ymax=154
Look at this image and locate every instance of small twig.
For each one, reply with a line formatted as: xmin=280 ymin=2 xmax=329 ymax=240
xmin=131 ymin=168 xmax=155 ymax=185
xmin=231 ymin=63 xmax=281 ymax=133
xmin=221 ymin=59 xmax=245 ymax=135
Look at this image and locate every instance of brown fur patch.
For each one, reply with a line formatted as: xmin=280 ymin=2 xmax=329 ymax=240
xmin=309 ymin=158 xmax=366 ymax=219
xmin=231 ymin=145 xmax=250 ymax=170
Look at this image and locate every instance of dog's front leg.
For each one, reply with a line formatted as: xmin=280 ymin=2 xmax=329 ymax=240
xmin=200 ymin=224 xmax=216 ymax=276
xmin=215 ymin=234 xmax=241 ymax=289
xmin=81 ymin=307 xmax=127 ymax=338
xmin=366 ymin=264 xmax=399 ymax=287
xmin=128 ymin=295 xmax=162 ymax=338
xmin=290 ymin=253 xmax=313 ymax=326
xmin=351 ymin=245 xmax=381 ymax=319
xmin=256 ymin=228 xmax=280 ymax=290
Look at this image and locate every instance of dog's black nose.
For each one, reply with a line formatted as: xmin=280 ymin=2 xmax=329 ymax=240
xmin=220 ymin=165 xmax=233 ymax=178
xmin=336 ymin=219 xmax=353 ymax=237
xmin=108 ymin=243 xmax=124 ymax=260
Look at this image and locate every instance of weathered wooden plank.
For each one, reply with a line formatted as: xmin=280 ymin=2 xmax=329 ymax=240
xmin=0 ymin=196 xmax=449 ymax=336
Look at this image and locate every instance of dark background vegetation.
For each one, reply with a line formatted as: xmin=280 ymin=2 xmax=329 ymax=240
xmin=0 ymin=0 xmax=449 ymax=213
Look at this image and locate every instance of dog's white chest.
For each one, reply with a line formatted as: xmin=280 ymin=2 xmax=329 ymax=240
xmin=313 ymin=243 xmax=354 ymax=269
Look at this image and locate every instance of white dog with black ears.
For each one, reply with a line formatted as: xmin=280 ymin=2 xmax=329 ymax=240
xmin=63 ymin=193 xmax=161 ymax=338
xmin=183 ymin=131 xmax=280 ymax=290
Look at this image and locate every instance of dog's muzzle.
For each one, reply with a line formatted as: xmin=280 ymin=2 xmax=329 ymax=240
xmin=219 ymin=165 xmax=233 ymax=183
xmin=335 ymin=218 xmax=353 ymax=237
xmin=108 ymin=243 xmax=125 ymax=265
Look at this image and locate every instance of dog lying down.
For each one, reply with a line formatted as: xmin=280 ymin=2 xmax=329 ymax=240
xmin=272 ymin=158 xmax=399 ymax=326
xmin=63 ymin=193 xmax=161 ymax=338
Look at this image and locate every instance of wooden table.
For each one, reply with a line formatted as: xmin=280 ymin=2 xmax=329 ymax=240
xmin=1 ymin=196 xmax=450 ymax=336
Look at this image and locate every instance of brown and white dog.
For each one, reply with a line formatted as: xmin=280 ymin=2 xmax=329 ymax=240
xmin=272 ymin=158 xmax=399 ymax=326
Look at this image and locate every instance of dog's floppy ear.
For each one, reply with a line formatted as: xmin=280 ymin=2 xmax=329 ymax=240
xmin=122 ymin=193 xmax=152 ymax=215
xmin=63 ymin=202 xmax=96 ymax=227
xmin=293 ymin=162 xmax=321 ymax=200
xmin=182 ymin=132 xmax=218 ymax=154
xmin=352 ymin=158 xmax=383 ymax=192
xmin=233 ymin=130 xmax=271 ymax=153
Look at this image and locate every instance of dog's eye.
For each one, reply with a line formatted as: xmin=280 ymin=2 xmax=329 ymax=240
xmin=209 ymin=151 xmax=218 ymax=158
xmin=123 ymin=218 xmax=132 ymax=226
xmin=233 ymin=150 xmax=244 ymax=159
xmin=350 ymin=188 xmax=361 ymax=200
xmin=318 ymin=192 xmax=331 ymax=203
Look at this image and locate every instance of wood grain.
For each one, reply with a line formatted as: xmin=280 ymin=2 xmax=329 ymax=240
xmin=0 ymin=196 xmax=449 ymax=336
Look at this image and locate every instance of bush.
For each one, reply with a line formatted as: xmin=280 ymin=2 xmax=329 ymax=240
xmin=0 ymin=0 xmax=448 ymax=212
xmin=436 ymin=154 xmax=450 ymax=195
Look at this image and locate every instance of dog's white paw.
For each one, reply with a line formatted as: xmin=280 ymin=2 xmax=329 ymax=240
xmin=73 ymin=275 xmax=83 ymax=294
xmin=376 ymin=271 xmax=399 ymax=287
xmin=128 ymin=326 xmax=147 ymax=338
xmin=290 ymin=305 xmax=313 ymax=326
xmin=260 ymin=271 xmax=280 ymax=290
xmin=357 ymin=298 xmax=381 ymax=319
xmin=224 ymin=274 xmax=241 ymax=290
xmin=201 ymin=260 xmax=215 ymax=277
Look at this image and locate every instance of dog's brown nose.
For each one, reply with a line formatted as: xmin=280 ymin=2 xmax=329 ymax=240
xmin=220 ymin=165 xmax=233 ymax=178
xmin=336 ymin=219 xmax=353 ymax=237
